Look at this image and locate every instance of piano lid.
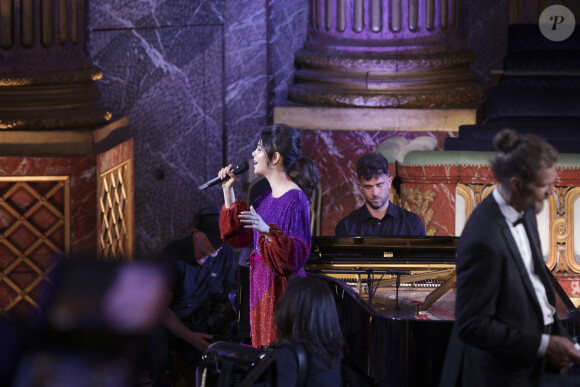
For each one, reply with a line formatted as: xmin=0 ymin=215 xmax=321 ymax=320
xmin=308 ymin=236 xmax=458 ymax=265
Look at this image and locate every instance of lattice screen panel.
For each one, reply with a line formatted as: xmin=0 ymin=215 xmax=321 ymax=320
xmin=0 ymin=177 xmax=70 ymax=317
xmin=99 ymin=160 xmax=132 ymax=261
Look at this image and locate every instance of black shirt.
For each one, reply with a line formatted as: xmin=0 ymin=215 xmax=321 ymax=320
xmin=275 ymin=345 xmax=342 ymax=387
xmin=335 ymin=201 xmax=426 ymax=237
xmin=157 ymin=234 xmax=238 ymax=321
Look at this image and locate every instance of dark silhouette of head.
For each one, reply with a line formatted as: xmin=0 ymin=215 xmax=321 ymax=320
xmin=274 ymin=276 xmax=343 ymax=368
xmin=193 ymin=207 xmax=223 ymax=249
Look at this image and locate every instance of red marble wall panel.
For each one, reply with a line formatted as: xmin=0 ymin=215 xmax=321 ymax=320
xmin=557 ymin=167 xmax=580 ymax=186
xmin=556 ymin=274 xmax=580 ymax=299
xmin=0 ymin=138 xmax=134 ymax=317
xmin=457 ymin=165 xmax=496 ymax=184
xmin=400 ymin=181 xmax=457 ymax=236
xmin=0 ymin=158 xmax=71 ymax=176
xmin=97 ymin=138 xmax=134 ymax=173
xmin=397 ymin=164 xmax=496 ymax=236
xmin=0 ymin=139 xmax=135 ymax=259
xmin=399 ymin=165 xmax=456 ymax=236
xmin=299 ymin=130 xmax=450 ymax=236
xmin=69 ymin=155 xmax=98 ymax=257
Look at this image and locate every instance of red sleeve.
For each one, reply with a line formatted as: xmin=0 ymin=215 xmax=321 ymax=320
xmin=258 ymin=224 xmax=309 ymax=277
xmin=219 ymin=200 xmax=253 ymax=247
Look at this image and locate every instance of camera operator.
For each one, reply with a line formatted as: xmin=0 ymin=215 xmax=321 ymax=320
xmin=148 ymin=207 xmax=238 ymax=387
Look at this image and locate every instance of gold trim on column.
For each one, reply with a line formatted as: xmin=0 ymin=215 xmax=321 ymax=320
xmin=0 ymin=176 xmax=70 ymax=315
xmin=98 ymin=159 xmax=134 ymax=261
xmin=546 ymin=190 xmax=561 ymax=271
xmin=565 ymin=187 xmax=580 ymax=273
xmin=456 ymin=183 xmax=579 ymax=275
xmin=456 ymin=183 xmax=495 ymax=224
xmin=455 ymin=183 xmax=495 ymax=239
xmin=455 ymin=184 xmax=472 ymax=225
xmin=549 ymin=187 xmax=580 ymax=274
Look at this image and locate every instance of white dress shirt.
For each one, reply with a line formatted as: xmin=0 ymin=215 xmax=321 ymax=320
xmin=492 ymin=189 xmax=555 ymax=357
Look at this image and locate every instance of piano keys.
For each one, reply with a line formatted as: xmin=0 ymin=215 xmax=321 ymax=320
xmin=307 ymin=236 xmax=458 ymax=317
xmin=305 ymin=236 xmax=458 ymax=387
xmin=305 ymin=236 xmax=579 ymax=387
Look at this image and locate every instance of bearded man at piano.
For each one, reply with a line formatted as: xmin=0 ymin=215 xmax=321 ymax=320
xmin=335 ymin=152 xmax=425 ymax=237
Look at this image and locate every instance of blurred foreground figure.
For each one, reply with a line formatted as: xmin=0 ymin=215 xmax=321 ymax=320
xmin=10 ymin=258 xmax=167 ymax=387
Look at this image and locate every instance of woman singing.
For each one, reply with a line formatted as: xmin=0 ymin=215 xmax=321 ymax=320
xmin=218 ymin=124 xmax=319 ymax=348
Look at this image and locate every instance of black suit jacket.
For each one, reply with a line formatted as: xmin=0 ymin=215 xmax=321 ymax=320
xmin=440 ymin=194 xmax=563 ymax=387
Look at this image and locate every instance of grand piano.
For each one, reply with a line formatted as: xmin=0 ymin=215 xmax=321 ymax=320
xmin=305 ymin=236 xmax=580 ymax=387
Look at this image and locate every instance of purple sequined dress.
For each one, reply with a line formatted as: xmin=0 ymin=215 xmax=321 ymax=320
xmin=219 ymin=187 xmax=311 ymax=347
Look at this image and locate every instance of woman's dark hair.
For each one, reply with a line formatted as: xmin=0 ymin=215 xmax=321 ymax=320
xmin=491 ymin=129 xmax=558 ymax=185
xmin=259 ymin=124 xmax=320 ymax=198
xmin=274 ymin=276 xmax=343 ymax=368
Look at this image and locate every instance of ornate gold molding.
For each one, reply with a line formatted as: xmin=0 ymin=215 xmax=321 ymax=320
xmin=290 ymin=47 xmax=483 ymax=108
xmin=0 ymin=65 xmax=111 ymax=130
xmin=455 ymin=184 xmax=473 ymax=225
xmin=402 ymin=187 xmax=436 ymax=236
xmin=456 ymin=183 xmax=580 ymax=275
xmin=98 ymin=160 xmax=134 ymax=261
xmin=0 ymin=111 xmax=112 ymax=131
xmin=550 ymin=187 xmax=580 ymax=274
xmin=295 ymin=50 xmax=477 ymax=72
xmin=456 ymin=183 xmax=494 ymax=235
xmin=289 ymin=83 xmax=483 ymax=108
xmin=457 ymin=183 xmax=495 ymax=203
xmin=0 ymin=67 xmax=103 ymax=87
xmin=292 ymin=0 xmax=481 ymax=108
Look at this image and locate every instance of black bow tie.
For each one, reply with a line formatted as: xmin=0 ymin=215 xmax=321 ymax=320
xmin=513 ymin=217 xmax=525 ymax=227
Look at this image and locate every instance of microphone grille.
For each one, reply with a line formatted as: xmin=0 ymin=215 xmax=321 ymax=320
xmin=233 ymin=161 xmax=249 ymax=174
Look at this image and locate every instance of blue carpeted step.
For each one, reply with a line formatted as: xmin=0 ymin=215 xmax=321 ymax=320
xmin=444 ymin=138 xmax=495 ymax=152
xmin=444 ymin=136 xmax=580 ymax=153
xmin=501 ymin=75 xmax=580 ymax=89
xmin=485 ymin=116 xmax=580 ymax=126
xmin=449 ymin=25 xmax=580 ymax=153
xmin=486 ymin=87 xmax=580 ymax=119
xmin=507 ymin=24 xmax=580 ymax=53
xmin=503 ymin=50 xmax=580 ymax=72
xmin=458 ymin=121 xmax=580 ymax=140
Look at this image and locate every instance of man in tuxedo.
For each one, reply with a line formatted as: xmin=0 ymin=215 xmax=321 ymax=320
xmin=440 ymin=129 xmax=580 ymax=386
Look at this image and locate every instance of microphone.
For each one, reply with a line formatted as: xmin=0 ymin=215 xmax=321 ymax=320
xmin=198 ymin=161 xmax=249 ymax=190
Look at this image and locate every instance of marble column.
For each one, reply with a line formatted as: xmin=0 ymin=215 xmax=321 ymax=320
xmin=0 ymin=0 xmax=133 ymax=318
xmin=275 ymin=0 xmax=485 ymax=237
xmin=289 ymin=0 xmax=483 ymax=108
xmin=0 ymin=0 xmax=110 ymax=130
